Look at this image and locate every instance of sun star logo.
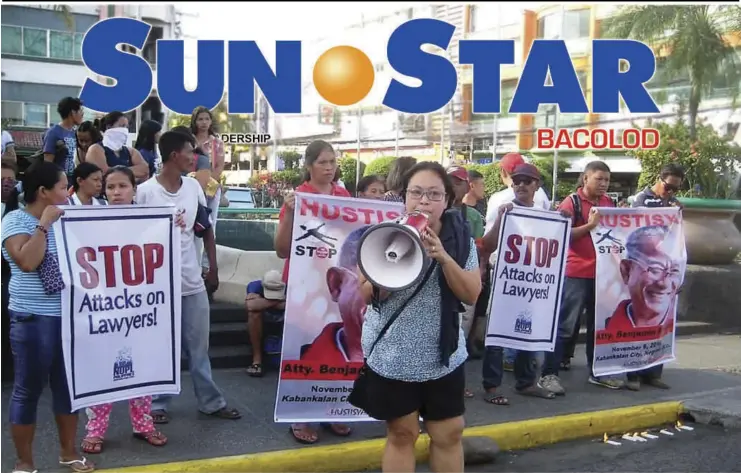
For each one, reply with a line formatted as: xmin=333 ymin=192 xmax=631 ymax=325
xmin=80 ymin=18 xmax=661 ymax=117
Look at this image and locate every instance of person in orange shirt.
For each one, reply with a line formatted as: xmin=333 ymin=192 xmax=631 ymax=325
xmin=603 ymin=225 xmax=681 ymax=338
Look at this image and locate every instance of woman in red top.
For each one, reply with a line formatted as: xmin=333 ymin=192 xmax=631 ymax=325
xmin=274 ymin=140 xmax=352 ymax=445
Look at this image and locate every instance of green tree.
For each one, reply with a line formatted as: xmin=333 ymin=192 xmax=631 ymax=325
xmin=280 ymin=150 xmax=302 ymax=170
xmin=464 ymin=163 xmax=503 ymax=197
xmin=601 ymin=5 xmax=741 ymax=139
xmin=630 ymin=117 xmax=741 ymax=199
xmin=338 ymin=157 xmax=365 ymax=194
xmin=531 ymin=157 xmax=573 ymax=201
xmin=363 ymin=156 xmax=397 ymax=178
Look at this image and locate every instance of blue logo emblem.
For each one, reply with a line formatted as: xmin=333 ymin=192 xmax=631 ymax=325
xmin=514 ymin=310 xmax=533 ymax=335
xmin=113 ymin=347 xmax=135 ymax=382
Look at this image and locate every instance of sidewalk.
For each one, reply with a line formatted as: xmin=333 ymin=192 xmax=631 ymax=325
xmin=2 ymin=334 xmax=740 ymax=473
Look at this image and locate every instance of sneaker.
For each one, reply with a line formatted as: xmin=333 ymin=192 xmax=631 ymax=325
xmin=560 ymin=359 xmax=571 ymax=371
xmin=588 ymin=376 xmax=624 ymax=390
xmin=644 ymin=378 xmax=670 ymax=390
xmin=503 ymin=361 xmax=514 ymax=372
xmin=625 ymin=379 xmax=641 ymax=391
xmin=540 ymin=374 xmax=566 ymax=395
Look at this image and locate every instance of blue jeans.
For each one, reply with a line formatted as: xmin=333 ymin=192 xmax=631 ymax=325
xmin=152 ymin=291 xmax=226 ymax=414
xmin=482 ymin=346 xmax=538 ymax=391
xmin=8 ymin=311 xmax=72 ymax=424
xmin=542 ymin=277 xmax=597 ymax=378
xmin=504 ymin=348 xmax=516 ymax=365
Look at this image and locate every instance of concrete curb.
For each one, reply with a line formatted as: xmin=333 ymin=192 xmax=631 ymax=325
xmin=100 ymin=401 xmax=683 ymax=473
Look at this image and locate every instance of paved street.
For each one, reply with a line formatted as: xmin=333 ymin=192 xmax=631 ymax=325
xmin=2 ymin=334 xmax=740 ymax=472
xmin=374 ymin=425 xmax=741 ymax=473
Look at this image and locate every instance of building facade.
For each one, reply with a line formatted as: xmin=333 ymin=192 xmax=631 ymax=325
xmin=1 ymin=4 xmax=179 ymax=154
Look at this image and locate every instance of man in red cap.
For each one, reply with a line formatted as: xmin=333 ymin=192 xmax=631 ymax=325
xmin=482 ymin=153 xmax=551 ymax=371
xmin=484 ymin=153 xmax=551 ymax=234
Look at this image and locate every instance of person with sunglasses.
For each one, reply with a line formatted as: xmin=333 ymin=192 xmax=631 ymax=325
xmin=632 ymin=163 xmax=685 ymax=210
xmin=478 ymin=164 xmax=561 ymax=405
xmin=624 ymin=163 xmax=685 ymax=391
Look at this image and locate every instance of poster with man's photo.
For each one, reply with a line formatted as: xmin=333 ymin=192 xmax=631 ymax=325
xmin=590 ymin=207 xmax=686 ymax=377
xmin=274 ymin=193 xmax=403 ymax=423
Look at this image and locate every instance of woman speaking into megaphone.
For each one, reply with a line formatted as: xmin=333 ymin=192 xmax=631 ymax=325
xmin=353 ymin=162 xmax=482 ymax=473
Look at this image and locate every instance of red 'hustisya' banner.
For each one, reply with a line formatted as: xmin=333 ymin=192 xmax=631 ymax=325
xmin=590 ymin=207 xmax=686 ymax=377
xmin=274 ymin=193 xmax=403 ymax=423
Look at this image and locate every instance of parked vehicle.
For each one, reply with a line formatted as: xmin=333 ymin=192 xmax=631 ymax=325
xmin=222 ymin=186 xmax=255 ymax=209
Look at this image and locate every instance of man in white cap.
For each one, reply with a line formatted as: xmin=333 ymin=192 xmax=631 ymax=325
xmin=245 ymin=270 xmax=287 ymax=377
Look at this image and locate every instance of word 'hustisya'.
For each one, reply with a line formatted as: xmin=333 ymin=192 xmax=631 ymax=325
xmin=79 ymin=18 xmax=660 ymax=115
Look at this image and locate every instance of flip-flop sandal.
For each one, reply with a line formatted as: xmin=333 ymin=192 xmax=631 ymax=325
xmin=80 ymin=436 xmax=104 ymax=454
xmin=464 ymin=388 xmax=475 ymax=399
xmin=151 ymin=410 xmax=170 ymax=425
xmin=246 ymin=363 xmax=264 ymax=377
xmin=320 ymin=422 xmax=352 ymax=437
xmin=290 ymin=425 xmax=319 ymax=444
xmin=205 ymin=406 xmax=242 ymax=420
xmin=516 ymin=384 xmax=556 ymax=399
xmin=133 ymin=430 xmax=168 ymax=446
xmin=484 ymin=392 xmax=510 ymax=406
xmin=59 ymin=456 xmax=95 ymax=473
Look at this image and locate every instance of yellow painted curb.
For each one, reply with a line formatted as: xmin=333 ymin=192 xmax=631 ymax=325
xmin=101 ymin=401 xmax=682 ymax=473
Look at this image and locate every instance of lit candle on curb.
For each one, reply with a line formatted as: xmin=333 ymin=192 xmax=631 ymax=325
xmin=603 ymin=433 xmax=621 ymax=446
xmin=622 ymin=433 xmax=638 ymax=442
xmin=632 ymin=432 xmax=648 ymax=442
xmin=641 ymin=431 xmax=659 ymax=439
xmin=660 ymin=429 xmax=675 ymax=436
xmin=676 ymin=421 xmax=694 ymax=431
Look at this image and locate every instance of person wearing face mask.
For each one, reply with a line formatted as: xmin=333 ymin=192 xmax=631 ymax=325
xmin=84 ymin=112 xmax=149 ymax=182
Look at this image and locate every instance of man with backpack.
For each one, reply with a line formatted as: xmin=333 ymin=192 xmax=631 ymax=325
xmin=540 ymin=161 xmax=624 ymax=396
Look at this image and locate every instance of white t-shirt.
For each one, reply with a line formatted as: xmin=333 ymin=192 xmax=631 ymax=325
xmin=2 ymin=130 xmax=14 ymax=154
xmin=484 ymin=186 xmax=551 ymax=233
xmin=136 ymin=176 xmax=207 ymax=296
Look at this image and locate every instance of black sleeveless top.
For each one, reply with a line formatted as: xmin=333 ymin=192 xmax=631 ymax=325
xmin=102 ymin=145 xmax=132 ymax=168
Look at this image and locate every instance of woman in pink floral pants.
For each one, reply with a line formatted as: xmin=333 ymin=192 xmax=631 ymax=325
xmin=81 ymin=166 xmax=169 ymax=454
xmin=82 ymin=396 xmax=167 ymax=453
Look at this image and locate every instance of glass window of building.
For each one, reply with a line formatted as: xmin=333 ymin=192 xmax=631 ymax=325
xmin=537 ymin=9 xmax=590 ymax=40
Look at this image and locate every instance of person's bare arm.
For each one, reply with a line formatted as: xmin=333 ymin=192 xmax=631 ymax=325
xmin=245 ymin=294 xmax=278 ymax=312
xmin=194 ymin=169 xmax=211 ymax=191
xmin=43 ymin=153 xmax=55 ymax=163
xmin=128 ymin=148 xmax=149 ymax=181
xmin=211 ymin=140 xmax=225 ymax=181
xmin=2 ymin=144 xmax=17 ymax=164
xmin=85 ymin=144 xmax=108 ymax=171
xmin=358 ymin=267 xmax=390 ymax=304
xmin=571 ymin=209 xmax=600 ymax=241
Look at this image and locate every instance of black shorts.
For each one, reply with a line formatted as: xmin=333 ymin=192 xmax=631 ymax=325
xmin=363 ymin=364 xmax=466 ymax=422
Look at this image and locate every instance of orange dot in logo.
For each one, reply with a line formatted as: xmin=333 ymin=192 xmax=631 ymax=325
xmin=313 ymin=46 xmax=375 ymax=106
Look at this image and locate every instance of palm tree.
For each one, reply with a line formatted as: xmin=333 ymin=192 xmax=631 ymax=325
xmin=602 ymin=5 xmax=741 ymax=139
xmin=49 ymin=5 xmax=75 ymax=30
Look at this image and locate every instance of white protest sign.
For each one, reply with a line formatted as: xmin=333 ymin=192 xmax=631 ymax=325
xmin=53 ymin=205 xmax=182 ymax=410
xmin=485 ymin=207 xmax=571 ymax=352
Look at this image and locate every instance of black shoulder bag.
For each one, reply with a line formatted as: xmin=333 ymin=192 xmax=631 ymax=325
xmin=347 ymin=261 xmax=437 ymax=413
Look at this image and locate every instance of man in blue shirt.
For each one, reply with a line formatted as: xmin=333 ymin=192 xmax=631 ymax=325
xmin=245 ymin=270 xmax=286 ymax=377
xmin=43 ymin=97 xmax=84 ymax=180
xmin=627 ymin=162 xmax=685 ymax=391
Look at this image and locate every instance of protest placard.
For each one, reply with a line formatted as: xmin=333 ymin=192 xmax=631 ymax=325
xmin=53 ymin=205 xmax=182 ymax=410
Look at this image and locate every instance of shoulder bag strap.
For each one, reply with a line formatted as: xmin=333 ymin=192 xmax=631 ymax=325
xmin=570 ymin=193 xmax=583 ymax=226
xmin=366 ymin=261 xmax=437 ymax=360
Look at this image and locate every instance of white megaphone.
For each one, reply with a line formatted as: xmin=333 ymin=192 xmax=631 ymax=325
xmin=357 ymin=211 xmax=430 ymax=292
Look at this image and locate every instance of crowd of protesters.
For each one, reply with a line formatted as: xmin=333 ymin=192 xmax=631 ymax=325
xmin=1 ymin=96 xmax=686 ymax=473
